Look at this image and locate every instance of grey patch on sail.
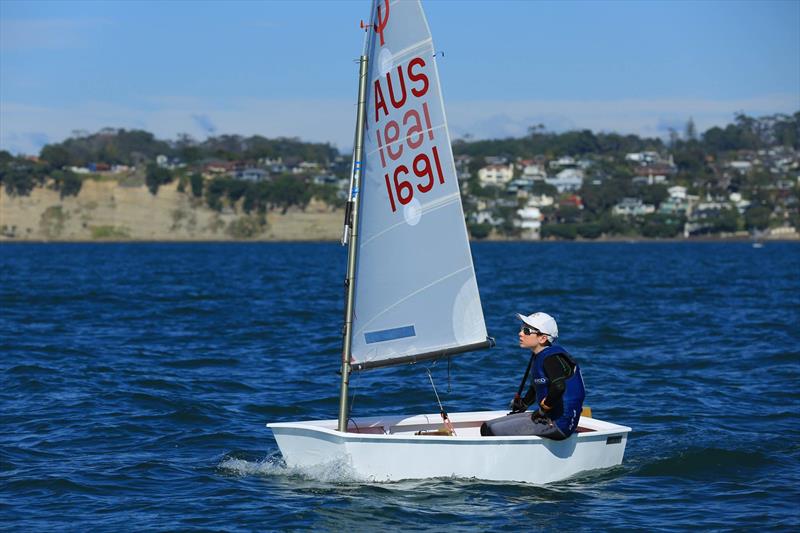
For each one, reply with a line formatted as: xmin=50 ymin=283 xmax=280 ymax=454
xmin=452 ymin=278 xmax=485 ymax=344
xmin=404 ymin=198 xmax=422 ymax=226
xmin=365 ymin=325 xmax=417 ymax=344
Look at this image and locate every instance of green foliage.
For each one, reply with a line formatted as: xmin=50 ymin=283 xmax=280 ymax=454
xmin=555 ymin=205 xmax=581 ymax=223
xmin=51 ymin=170 xmax=83 ymax=198
xmin=453 ymin=128 xmax=664 ymax=161
xmin=224 ymin=179 xmax=249 ymax=204
xmin=202 ymin=134 xmax=337 ymax=164
xmin=206 ymin=175 xmax=312 ymax=214
xmin=242 ymin=181 xmax=271 ymax=213
xmin=466 ymin=176 xmax=497 ymax=199
xmin=227 ymin=215 xmax=267 ymax=239
xmin=41 ymin=129 xmax=171 ymax=167
xmin=145 ymin=164 xmax=174 ymax=195
xmin=700 ymin=112 xmax=799 ymax=153
xmin=580 ymin=179 xmax=630 ymax=215
xmin=40 ymin=205 xmax=68 ymax=237
xmin=744 ymin=205 xmax=772 ymax=230
xmin=468 ymin=222 xmax=492 ymax=239
xmin=38 ymin=129 xmax=338 ymax=168
xmin=0 ymin=156 xmax=47 ymax=195
xmin=576 ymin=222 xmax=603 ymax=239
xmin=705 ymin=207 xmax=741 ymax=234
xmin=90 ymin=225 xmax=130 ymax=239
xmin=310 ymin=184 xmax=345 ymax=209
xmin=494 ymin=204 xmax=522 ymax=237
xmin=636 ymin=184 xmax=669 ymax=208
xmin=530 ymin=181 xmax=558 ymax=196
xmin=672 ymin=141 xmax=706 ymax=175
xmin=269 ymin=175 xmax=312 ymax=213
xmin=40 ymin=144 xmax=73 ymax=168
xmin=206 ymin=177 xmax=230 ymax=211
xmin=542 ymin=223 xmax=577 ymax=240
xmin=640 ymin=214 xmax=685 ymax=238
xmin=189 ymin=173 xmax=204 ymax=198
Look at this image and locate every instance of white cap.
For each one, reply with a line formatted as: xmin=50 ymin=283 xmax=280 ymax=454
xmin=516 ymin=312 xmax=558 ymax=339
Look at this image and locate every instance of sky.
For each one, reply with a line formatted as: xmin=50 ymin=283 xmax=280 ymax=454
xmin=1 ymin=0 xmax=798 ymax=155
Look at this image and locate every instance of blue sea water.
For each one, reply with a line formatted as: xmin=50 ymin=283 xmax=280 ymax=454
xmin=1 ymin=241 xmax=799 ymax=531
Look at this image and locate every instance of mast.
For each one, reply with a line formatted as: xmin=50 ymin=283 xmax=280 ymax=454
xmin=338 ymin=54 xmax=369 ymax=433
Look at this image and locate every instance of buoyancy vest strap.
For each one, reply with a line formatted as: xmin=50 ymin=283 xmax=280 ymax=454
xmin=514 ymin=352 xmax=535 ymax=401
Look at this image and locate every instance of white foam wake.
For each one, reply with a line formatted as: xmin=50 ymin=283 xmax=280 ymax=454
xmin=217 ymin=451 xmax=366 ymax=483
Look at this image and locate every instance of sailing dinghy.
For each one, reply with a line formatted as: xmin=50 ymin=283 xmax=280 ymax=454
xmin=268 ymin=0 xmax=630 ymax=484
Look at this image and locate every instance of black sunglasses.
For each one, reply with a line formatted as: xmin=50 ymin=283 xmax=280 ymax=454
xmin=521 ymin=326 xmax=543 ymax=336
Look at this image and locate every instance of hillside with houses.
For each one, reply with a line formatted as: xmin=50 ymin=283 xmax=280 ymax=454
xmin=453 ymin=113 xmax=799 ymax=240
xmin=1 ymin=112 xmax=798 ymax=241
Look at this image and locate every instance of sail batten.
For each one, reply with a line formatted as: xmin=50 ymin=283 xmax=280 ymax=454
xmin=351 ymin=0 xmax=488 ymax=369
xmin=358 ymin=191 xmax=461 ymax=248
xmin=364 ymin=124 xmax=447 ymax=158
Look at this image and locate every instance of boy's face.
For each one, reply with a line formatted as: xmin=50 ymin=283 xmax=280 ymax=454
xmin=519 ymin=325 xmax=548 ymax=351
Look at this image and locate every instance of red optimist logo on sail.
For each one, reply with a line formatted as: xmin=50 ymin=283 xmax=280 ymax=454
xmin=370 ymin=4 xmax=446 ymax=214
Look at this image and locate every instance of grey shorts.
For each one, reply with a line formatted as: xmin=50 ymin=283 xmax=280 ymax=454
xmin=481 ymin=412 xmax=567 ymax=440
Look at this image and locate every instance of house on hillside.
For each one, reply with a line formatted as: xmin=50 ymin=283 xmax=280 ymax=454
xmin=668 ymin=186 xmax=687 ymax=200
xmin=312 ymin=174 xmax=339 ymax=185
xmin=484 ymin=155 xmax=507 ymax=165
xmin=612 ymin=198 xmax=655 ymax=216
xmin=728 ymin=161 xmax=753 ymax=173
xmin=545 ymin=168 xmax=583 ymax=192
xmin=520 ymin=161 xmax=546 ymax=180
xmin=204 ymin=161 xmax=237 ymax=174
xmin=235 ymin=168 xmax=269 ymax=182
xmin=478 ymin=164 xmax=514 ymax=187
xmin=625 ymin=151 xmax=661 ymax=164
xmin=516 ymin=202 xmax=542 ymax=240
xmin=454 ymin=154 xmax=472 ymax=181
xmin=549 ymin=156 xmax=576 ymax=170
xmin=526 ymin=194 xmax=554 ymax=208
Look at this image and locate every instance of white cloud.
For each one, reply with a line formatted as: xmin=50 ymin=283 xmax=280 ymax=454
xmin=2 ymin=94 xmax=798 ymax=155
xmin=446 ymin=94 xmax=800 ymax=141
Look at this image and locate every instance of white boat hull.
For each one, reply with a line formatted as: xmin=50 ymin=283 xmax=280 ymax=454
xmin=268 ymin=410 xmax=630 ymax=484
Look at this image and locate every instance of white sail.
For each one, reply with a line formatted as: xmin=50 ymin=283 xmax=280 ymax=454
xmin=350 ymin=0 xmax=489 ymax=370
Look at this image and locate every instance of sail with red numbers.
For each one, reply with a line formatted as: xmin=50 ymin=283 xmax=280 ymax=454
xmin=349 ymin=0 xmax=491 ymax=370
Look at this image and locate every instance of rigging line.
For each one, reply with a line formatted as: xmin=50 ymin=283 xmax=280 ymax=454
xmin=448 ymin=356 xmax=451 ymax=393
xmin=347 ymin=370 xmax=360 ymax=432
xmin=352 ymin=264 xmax=472 ymax=337
xmin=425 ymin=367 xmax=456 ymax=436
xmin=358 ymin=191 xmax=460 ymax=248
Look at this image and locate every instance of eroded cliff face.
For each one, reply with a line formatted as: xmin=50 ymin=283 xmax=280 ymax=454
xmin=0 ymin=180 xmax=343 ymax=241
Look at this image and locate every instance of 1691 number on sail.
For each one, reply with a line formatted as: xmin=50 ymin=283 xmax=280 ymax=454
xmin=372 ymin=56 xmax=446 ymax=212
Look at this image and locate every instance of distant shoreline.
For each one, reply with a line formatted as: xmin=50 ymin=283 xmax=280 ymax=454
xmin=2 ymin=235 xmax=797 ymax=245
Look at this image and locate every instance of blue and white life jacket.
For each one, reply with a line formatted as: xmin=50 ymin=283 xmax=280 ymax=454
xmin=531 ymin=344 xmax=586 ymax=436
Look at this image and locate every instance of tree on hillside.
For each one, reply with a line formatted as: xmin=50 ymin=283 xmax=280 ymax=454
xmin=744 ymin=205 xmax=772 ymax=231
xmin=685 ymin=118 xmax=697 ymax=141
xmin=189 ymin=173 xmax=204 ymax=198
xmin=40 ymin=144 xmax=73 ymax=169
xmin=0 ymin=156 xmax=47 ymax=196
xmin=41 ymin=128 xmax=172 ymax=166
xmin=145 ymin=164 xmax=173 ymax=195
xmin=269 ymin=175 xmax=312 ymax=213
xmin=51 ymin=170 xmax=82 ymax=198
